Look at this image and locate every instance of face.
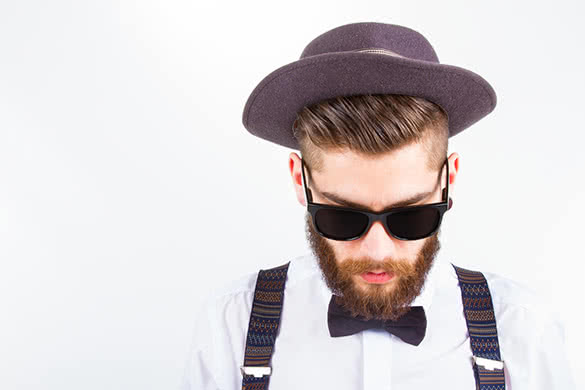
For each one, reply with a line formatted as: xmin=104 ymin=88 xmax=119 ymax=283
xmin=291 ymin=142 xmax=457 ymax=321
xmin=305 ymin=211 xmax=440 ymax=321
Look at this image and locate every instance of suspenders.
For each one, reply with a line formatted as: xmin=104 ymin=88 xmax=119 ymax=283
xmin=241 ymin=261 xmax=505 ymax=390
xmin=451 ymin=264 xmax=506 ymax=390
xmin=241 ymin=262 xmax=290 ymax=390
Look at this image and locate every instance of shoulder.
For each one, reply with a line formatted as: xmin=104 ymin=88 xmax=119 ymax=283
xmin=482 ymin=270 xmax=555 ymax=315
xmin=477 ymin=269 xmax=567 ymax=339
xmin=205 ymin=251 xmax=319 ymax=305
xmin=445 ymin=263 xmax=565 ymax=333
xmin=447 ymin=264 xmax=555 ymax=314
xmin=475 ymin=269 xmax=575 ymax=387
xmin=184 ymin=253 xmax=323 ymax=389
xmin=192 ymin=252 xmax=319 ymax=356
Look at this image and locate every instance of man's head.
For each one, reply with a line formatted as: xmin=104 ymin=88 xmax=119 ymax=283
xmin=288 ymin=94 xmax=459 ymax=321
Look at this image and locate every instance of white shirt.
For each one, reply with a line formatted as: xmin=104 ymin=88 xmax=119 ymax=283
xmin=180 ymin=249 xmax=576 ymax=389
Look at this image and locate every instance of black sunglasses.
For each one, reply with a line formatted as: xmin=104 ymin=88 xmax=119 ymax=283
xmin=301 ymin=157 xmax=453 ymax=241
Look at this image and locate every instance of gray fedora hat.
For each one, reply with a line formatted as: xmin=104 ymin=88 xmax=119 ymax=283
xmin=242 ymin=22 xmax=497 ymax=150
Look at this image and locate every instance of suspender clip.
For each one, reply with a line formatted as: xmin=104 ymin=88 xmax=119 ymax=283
xmin=472 ymin=356 xmax=504 ymax=370
xmin=240 ymin=365 xmax=272 ymax=378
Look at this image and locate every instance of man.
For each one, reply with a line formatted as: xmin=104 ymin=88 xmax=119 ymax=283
xmin=181 ymin=22 xmax=576 ymax=389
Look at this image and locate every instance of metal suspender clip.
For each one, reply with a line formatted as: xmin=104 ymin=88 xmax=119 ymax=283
xmin=472 ymin=356 xmax=504 ymax=370
xmin=240 ymin=366 xmax=272 ymax=378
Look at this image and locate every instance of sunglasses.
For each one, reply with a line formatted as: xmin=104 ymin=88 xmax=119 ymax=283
xmin=301 ymin=157 xmax=453 ymax=241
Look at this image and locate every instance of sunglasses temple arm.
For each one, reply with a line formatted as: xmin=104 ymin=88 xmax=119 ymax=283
xmin=442 ymin=157 xmax=453 ymax=210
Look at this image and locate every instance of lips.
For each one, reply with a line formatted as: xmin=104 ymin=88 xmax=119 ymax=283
xmin=361 ymin=271 xmax=394 ymax=283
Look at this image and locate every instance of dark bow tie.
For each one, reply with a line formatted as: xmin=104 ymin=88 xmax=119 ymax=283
xmin=327 ymin=295 xmax=427 ymax=346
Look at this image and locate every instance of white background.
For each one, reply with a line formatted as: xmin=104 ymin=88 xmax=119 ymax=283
xmin=0 ymin=0 xmax=583 ymax=389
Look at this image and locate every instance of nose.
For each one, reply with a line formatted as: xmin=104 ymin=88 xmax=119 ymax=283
xmin=360 ymin=220 xmax=396 ymax=262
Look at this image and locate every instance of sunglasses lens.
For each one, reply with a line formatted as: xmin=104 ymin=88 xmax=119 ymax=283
xmin=386 ymin=207 xmax=441 ymax=240
xmin=314 ymin=208 xmax=369 ymax=240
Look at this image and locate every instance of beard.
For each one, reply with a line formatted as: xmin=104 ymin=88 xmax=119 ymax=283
xmin=304 ymin=211 xmax=441 ymax=322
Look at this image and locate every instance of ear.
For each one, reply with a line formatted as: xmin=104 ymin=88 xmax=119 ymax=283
xmin=445 ymin=152 xmax=460 ymax=210
xmin=289 ymin=152 xmax=307 ymax=207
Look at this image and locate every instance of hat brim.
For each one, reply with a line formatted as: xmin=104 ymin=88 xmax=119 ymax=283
xmin=242 ymin=51 xmax=497 ymax=150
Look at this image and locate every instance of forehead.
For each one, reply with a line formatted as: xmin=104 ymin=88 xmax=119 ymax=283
xmin=308 ymin=143 xmax=438 ymax=208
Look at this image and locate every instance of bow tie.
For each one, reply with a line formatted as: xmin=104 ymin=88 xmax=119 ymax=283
xmin=327 ymin=295 xmax=427 ymax=346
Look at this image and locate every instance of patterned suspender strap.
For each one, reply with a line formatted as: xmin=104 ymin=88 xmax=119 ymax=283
xmin=451 ymin=263 xmax=506 ymax=390
xmin=240 ymin=261 xmax=290 ymax=390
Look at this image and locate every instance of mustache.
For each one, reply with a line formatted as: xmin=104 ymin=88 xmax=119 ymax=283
xmin=339 ymin=258 xmax=415 ymax=275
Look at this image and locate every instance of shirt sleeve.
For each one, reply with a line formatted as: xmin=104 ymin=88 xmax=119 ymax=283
xmin=180 ymin=295 xmax=223 ymax=390
xmin=518 ymin=313 xmax=577 ymax=390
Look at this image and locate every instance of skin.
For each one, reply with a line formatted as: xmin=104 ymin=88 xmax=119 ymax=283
xmin=289 ymin=142 xmax=460 ymax=321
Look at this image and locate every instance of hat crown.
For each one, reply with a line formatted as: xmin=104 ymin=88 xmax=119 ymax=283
xmin=299 ymin=22 xmax=440 ymax=64
xmin=242 ymin=21 xmax=497 ymax=150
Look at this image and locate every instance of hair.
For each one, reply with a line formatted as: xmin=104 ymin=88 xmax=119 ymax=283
xmin=292 ymin=94 xmax=449 ymax=177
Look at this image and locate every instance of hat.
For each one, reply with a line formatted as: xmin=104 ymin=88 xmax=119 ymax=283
xmin=241 ymin=22 xmax=497 ymax=150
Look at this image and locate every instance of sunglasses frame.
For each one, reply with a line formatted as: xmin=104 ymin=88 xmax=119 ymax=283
xmin=301 ymin=156 xmax=453 ymax=241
